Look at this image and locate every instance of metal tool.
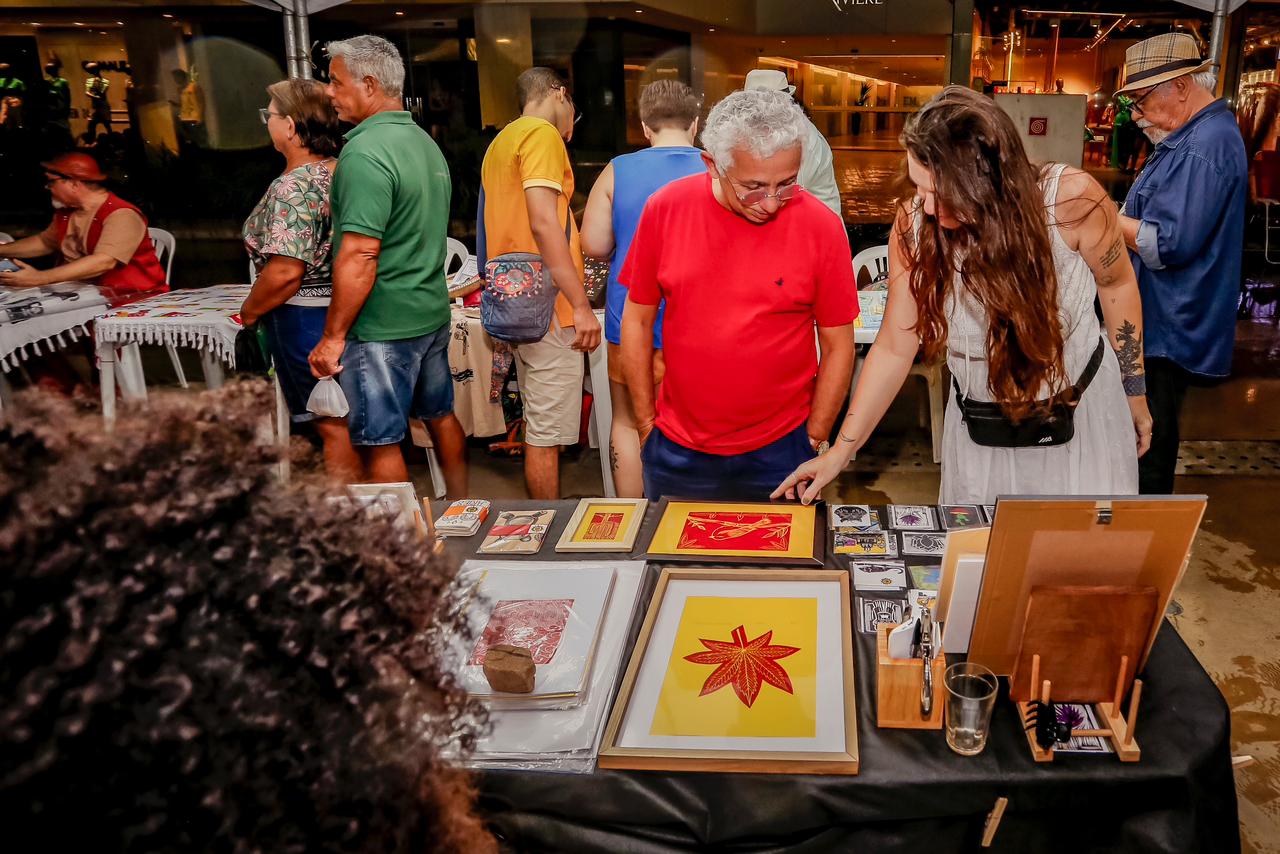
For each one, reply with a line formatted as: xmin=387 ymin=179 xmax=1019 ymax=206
xmin=917 ymin=605 xmax=936 ymax=717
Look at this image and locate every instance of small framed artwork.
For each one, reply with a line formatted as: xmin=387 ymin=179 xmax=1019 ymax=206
xmin=598 ymin=567 xmax=858 ymax=774
xmin=644 ymin=499 xmax=823 ymax=566
xmin=555 ymin=498 xmax=648 ymax=552
xmin=346 ymin=481 xmax=424 ymax=534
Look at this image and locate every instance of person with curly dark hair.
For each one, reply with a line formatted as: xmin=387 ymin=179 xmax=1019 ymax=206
xmin=0 ymin=381 xmax=494 ymax=853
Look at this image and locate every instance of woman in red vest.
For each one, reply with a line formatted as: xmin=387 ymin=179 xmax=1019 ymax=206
xmin=0 ymin=152 xmax=167 ymax=302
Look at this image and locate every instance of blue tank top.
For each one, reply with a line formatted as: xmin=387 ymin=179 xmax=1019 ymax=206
xmin=606 ymin=145 xmax=705 ymax=347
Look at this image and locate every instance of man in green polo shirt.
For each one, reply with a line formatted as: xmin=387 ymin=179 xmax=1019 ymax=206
xmin=308 ymin=34 xmax=467 ymax=492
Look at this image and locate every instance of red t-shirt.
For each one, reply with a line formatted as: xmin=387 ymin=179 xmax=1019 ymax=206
xmin=621 ymin=173 xmax=857 ymax=455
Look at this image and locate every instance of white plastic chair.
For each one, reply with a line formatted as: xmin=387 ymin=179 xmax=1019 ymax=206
xmin=147 ymin=227 xmax=190 ymax=389
xmin=849 ymin=243 xmax=944 ymax=463
xmin=445 ymin=237 xmax=466 ymax=279
xmin=852 ymin=244 xmax=889 ymax=289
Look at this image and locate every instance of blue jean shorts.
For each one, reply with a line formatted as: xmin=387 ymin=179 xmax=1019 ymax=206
xmin=337 ymin=323 xmax=455 ymax=446
xmin=642 ymin=422 xmax=814 ymax=501
xmin=261 ymin=304 xmax=327 ymax=423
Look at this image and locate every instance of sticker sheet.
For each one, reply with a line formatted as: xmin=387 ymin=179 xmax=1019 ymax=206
xmin=857 ymin=596 xmax=906 ymax=634
xmin=851 ymin=560 xmax=908 ymax=591
xmin=901 ymin=532 xmax=947 ymax=556
xmin=828 ymin=504 xmax=882 ymax=532
xmin=941 ymin=505 xmax=984 ymax=530
xmin=834 ymin=531 xmax=898 ymax=557
xmin=888 ymin=505 xmax=938 ymax=531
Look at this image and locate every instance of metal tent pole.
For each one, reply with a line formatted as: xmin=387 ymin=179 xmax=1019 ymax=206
xmin=283 ymin=3 xmax=301 ymax=78
xmin=1209 ymin=0 xmax=1229 ymax=71
xmin=294 ymin=0 xmax=313 ymax=79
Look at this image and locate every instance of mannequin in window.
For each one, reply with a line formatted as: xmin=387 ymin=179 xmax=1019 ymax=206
xmin=84 ymin=61 xmax=111 ymax=142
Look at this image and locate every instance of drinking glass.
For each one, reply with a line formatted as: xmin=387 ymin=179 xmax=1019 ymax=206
xmin=944 ymin=662 xmax=999 ymax=756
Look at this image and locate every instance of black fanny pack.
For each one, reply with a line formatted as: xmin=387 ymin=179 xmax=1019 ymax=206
xmin=953 ymin=337 xmax=1106 ymax=449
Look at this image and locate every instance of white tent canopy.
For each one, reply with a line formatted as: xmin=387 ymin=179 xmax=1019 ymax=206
xmin=1175 ymin=0 xmax=1248 ymax=12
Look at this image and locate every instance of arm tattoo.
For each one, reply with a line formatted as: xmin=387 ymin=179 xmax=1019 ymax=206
xmin=1115 ymin=320 xmax=1146 ymax=396
xmin=1100 ymin=236 xmax=1124 ymax=268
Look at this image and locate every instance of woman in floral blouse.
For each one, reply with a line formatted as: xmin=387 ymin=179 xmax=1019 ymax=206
xmin=241 ymin=78 xmax=358 ymax=478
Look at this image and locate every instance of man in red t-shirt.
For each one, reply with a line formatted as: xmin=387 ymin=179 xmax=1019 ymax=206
xmin=619 ymin=88 xmax=857 ymax=500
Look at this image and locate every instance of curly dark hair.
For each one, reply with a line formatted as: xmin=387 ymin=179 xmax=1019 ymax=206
xmin=0 ymin=382 xmax=492 ymax=852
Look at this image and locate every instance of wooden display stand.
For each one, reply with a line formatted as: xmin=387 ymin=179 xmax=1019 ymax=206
xmin=876 ymin=623 xmax=945 ymax=730
xmin=1016 ymin=653 xmax=1142 ymax=763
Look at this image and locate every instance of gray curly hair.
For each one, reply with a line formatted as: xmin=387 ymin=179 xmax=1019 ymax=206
xmin=326 ymin=35 xmax=405 ymax=99
xmin=701 ymin=89 xmax=807 ymax=172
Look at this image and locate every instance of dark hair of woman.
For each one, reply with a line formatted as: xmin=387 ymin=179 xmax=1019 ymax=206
xmin=0 ymin=382 xmax=493 ymax=853
xmin=898 ymin=85 xmax=1067 ymax=420
xmin=268 ymin=77 xmax=344 ymax=158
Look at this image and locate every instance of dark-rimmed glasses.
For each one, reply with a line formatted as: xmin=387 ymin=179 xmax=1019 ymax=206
xmin=1128 ymin=83 xmax=1163 ymax=117
xmin=259 ymin=108 xmax=284 ymax=125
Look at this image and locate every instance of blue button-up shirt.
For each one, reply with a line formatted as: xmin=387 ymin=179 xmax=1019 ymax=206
xmin=1123 ymin=99 xmax=1246 ymax=378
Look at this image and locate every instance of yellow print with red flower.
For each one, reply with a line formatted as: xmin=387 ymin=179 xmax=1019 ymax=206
xmin=650 ymin=596 xmax=817 ymax=738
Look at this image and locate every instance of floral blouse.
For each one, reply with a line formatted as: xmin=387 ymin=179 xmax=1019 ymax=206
xmin=242 ymin=159 xmax=335 ymax=305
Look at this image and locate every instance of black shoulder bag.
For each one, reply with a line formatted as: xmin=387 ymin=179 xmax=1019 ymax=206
xmin=953 ymin=337 xmax=1106 ymax=448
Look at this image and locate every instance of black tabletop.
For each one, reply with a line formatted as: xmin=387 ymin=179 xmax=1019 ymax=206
xmin=436 ymin=500 xmax=1239 ymax=853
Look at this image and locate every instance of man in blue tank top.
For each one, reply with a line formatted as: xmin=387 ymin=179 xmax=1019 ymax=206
xmin=581 ymin=80 xmax=704 ymax=497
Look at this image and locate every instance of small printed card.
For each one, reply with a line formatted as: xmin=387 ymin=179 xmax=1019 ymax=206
xmin=1053 ymin=704 xmax=1114 ymax=754
xmin=851 ymin=560 xmax=908 ymax=591
xmin=901 ymin=532 xmax=947 ymax=556
xmin=906 ymin=588 xmax=939 ymax=620
xmin=834 ymin=531 xmax=897 ymax=557
xmin=478 ymin=509 xmax=556 ymax=555
xmin=907 ymin=563 xmax=942 ymax=591
xmin=941 ymin=505 xmax=984 ymax=530
xmin=981 ymin=504 xmax=997 ymax=525
xmin=888 ymin=505 xmax=938 ymax=531
xmin=436 ymin=499 xmax=491 ymax=537
xmin=858 ymin=596 xmax=906 ymax=634
xmin=828 ymin=504 xmax=882 ymax=532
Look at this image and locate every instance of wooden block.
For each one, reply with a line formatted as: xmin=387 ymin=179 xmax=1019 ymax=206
xmin=876 ymin=623 xmax=945 ymax=729
xmin=1010 ymin=586 xmax=1159 ymax=703
xmin=483 ymin=644 xmax=535 ymax=693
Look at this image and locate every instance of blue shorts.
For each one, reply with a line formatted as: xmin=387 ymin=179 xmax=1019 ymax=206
xmin=338 ymin=323 xmax=455 ymax=446
xmin=641 ymin=422 xmax=814 ymax=501
xmin=261 ymin=303 xmax=326 ymax=423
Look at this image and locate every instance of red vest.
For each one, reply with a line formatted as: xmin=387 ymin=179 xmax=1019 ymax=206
xmin=53 ymin=193 xmax=168 ymax=297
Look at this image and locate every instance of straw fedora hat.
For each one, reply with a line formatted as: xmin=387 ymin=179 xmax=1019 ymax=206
xmin=744 ymin=69 xmax=796 ymax=96
xmin=1116 ymin=32 xmax=1213 ymax=94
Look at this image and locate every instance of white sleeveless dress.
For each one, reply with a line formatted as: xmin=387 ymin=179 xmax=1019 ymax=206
xmin=938 ymin=164 xmax=1138 ymax=504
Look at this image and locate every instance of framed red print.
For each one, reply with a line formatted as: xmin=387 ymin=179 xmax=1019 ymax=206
xmin=555 ymin=498 xmax=648 ymax=552
xmin=644 ymin=499 xmax=824 ymax=566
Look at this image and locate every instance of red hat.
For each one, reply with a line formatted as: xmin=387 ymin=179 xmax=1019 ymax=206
xmin=40 ymin=152 xmax=107 ymax=182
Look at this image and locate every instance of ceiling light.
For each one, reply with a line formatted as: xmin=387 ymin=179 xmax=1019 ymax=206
xmin=74 ymin=21 xmax=84 ymax=26
xmin=709 ymin=27 xmax=715 ymax=32
xmin=496 ymin=37 xmax=511 ymax=44
xmin=395 ymin=10 xmax=405 ymax=15
xmin=162 ymin=13 xmax=174 ymax=19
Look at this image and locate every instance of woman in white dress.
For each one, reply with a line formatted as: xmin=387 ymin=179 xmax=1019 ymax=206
xmin=776 ymin=86 xmax=1153 ymax=505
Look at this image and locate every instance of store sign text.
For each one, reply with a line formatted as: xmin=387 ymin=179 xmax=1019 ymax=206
xmin=830 ymin=0 xmax=885 ymax=9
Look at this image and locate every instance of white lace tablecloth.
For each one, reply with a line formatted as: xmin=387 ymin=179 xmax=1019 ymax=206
xmin=95 ymin=284 xmax=250 ymax=366
xmin=0 ymin=282 xmax=110 ymax=372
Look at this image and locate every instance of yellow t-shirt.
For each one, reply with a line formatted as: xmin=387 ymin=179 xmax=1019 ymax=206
xmin=480 ymin=115 xmax=582 ymax=328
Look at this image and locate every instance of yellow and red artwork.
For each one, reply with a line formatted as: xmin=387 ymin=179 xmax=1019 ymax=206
xmin=585 ymin=512 xmax=623 ymax=540
xmin=648 ymin=502 xmax=818 ymax=562
xmin=650 ymin=596 xmax=817 ymax=738
xmin=678 ymin=512 xmax=792 ymax=552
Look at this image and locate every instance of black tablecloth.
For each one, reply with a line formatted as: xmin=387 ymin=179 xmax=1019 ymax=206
xmin=437 ymin=500 xmax=1240 ymax=853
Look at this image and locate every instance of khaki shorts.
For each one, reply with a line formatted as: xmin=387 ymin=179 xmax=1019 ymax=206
xmin=606 ymin=341 xmax=665 ymax=387
xmin=512 ymin=321 xmax=584 ymax=447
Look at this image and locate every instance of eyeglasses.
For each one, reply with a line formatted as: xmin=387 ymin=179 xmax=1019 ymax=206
xmin=722 ymin=174 xmax=802 ymax=207
xmin=1128 ymin=84 xmax=1162 ymax=116
xmin=258 ymin=108 xmax=285 ymax=125
xmin=561 ymin=88 xmax=584 ymax=126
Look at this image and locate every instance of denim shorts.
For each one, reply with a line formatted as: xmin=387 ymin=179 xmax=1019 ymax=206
xmin=337 ymin=323 xmax=455 ymax=446
xmin=261 ymin=303 xmax=327 ymax=423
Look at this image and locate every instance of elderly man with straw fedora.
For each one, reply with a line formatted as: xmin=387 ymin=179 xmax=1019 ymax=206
xmin=1115 ymin=32 xmax=1246 ymax=495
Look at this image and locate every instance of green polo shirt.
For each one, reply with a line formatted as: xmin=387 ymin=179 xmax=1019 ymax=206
xmin=332 ymin=111 xmax=452 ymax=341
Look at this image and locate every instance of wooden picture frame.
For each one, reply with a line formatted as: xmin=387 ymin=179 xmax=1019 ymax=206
xmin=643 ymin=498 xmax=824 ymax=566
xmin=598 ymin=567 xmax=858 ymax=775
xmin=555 ymin=498 xmax=648 ymax=552
xmin=967 ymin=495 xmax=1207 ymax=677
xmin=346 ymin=481 xmax=425 ymax=535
